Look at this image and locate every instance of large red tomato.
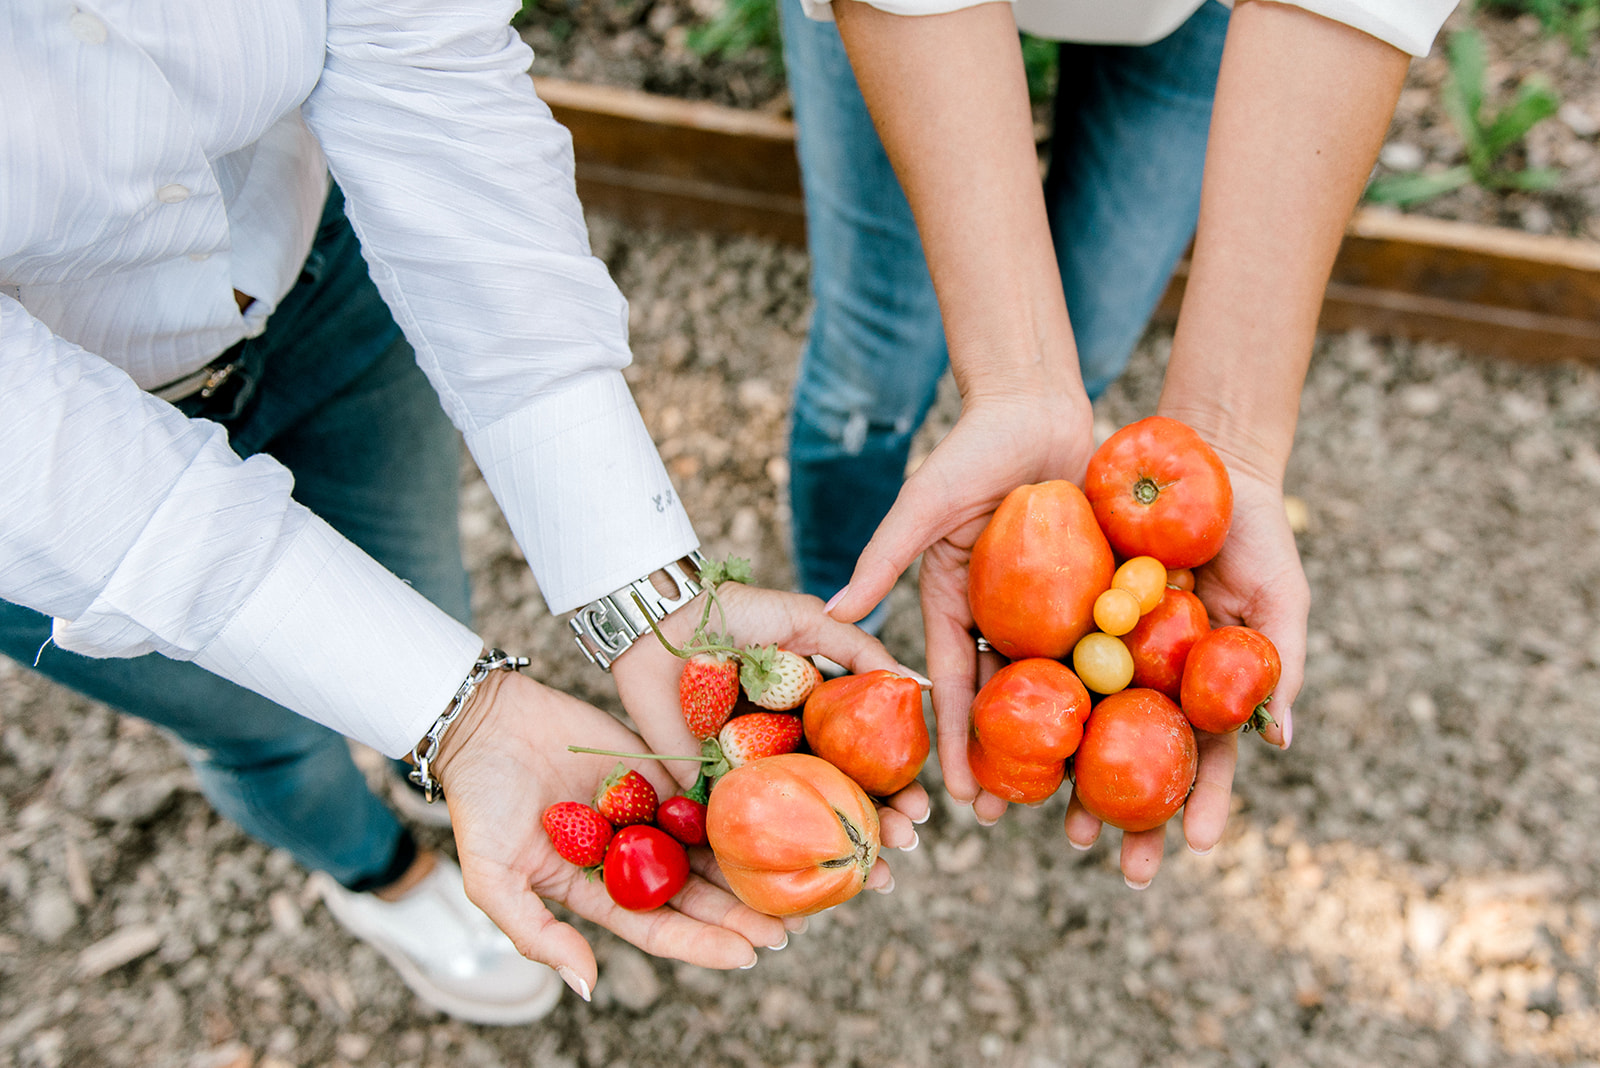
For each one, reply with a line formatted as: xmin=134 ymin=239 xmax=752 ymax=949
xmin=1071 ymin=688 xmax=1197 ymax=833
xmin=1123 ymin=588 xmax=1212 ymax=702
xmin=1084 ymin=416 xmax=1233 ymax=569
xmin=968 ymin=659 xmax=1091 ymax=804
xmin=1180 ymin=625 xmax=1282 ymax=734
xmin=968 ymin=480 xmax=1114 ymax=661
xmin=802 ymin=670 xmax=929 ymax=797
xmin=705 ymin=753 xmax=881 ymax=917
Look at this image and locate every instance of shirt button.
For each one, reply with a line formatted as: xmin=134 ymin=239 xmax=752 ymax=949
xmin=156 ymin=184 xmax=191 ymax=204
xmin=188 ymin=252 xmax=211 ymax=262
xmin=69 ymin=10 xmax=108 ymax=44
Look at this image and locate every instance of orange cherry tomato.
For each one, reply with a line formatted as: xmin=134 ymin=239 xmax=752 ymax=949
xmin=802 ymin=670 xmax=929 ymax=797
xmin=1112 ymin=556 xmax=1168 ymax=614
xmin=1093 ymin=587 xmax=1142 ymax=637
xmin=969 ymin=480 xmax=1114 ymax=661
xmin=968 ymin=659 xmax=1091 ymax=804
xmin=1072 ymin=688 xmax=1198 ymax=833
xmin=1085 ymin=416 xmax=1233 ymax=569
xmin=706 ymin=753 xmax=881 ymax=917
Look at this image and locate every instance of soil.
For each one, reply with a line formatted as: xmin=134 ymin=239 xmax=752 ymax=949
xmin=5 ymin=205 xmax=1600 ymax=1066
xmin=520 ymin=0 xmax=1600 ymax=240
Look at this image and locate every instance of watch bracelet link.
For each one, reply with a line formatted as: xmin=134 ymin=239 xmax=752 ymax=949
xmin=568 ymin=550 xmax=709 ymax=671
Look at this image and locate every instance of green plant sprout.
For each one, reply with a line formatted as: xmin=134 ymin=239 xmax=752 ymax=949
xmin=688 ymin=0 xmax=784 ymax=75
xmin=1366 ymin=28 xmax=1561 ymax=207
xmin=1479 ymin=0 xmax=1600 ymax=55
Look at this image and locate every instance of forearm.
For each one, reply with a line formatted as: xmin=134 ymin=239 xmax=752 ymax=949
xmin=1159 ymin=0 xmax=1410 ymax=478
xmin=831 ymin=0 xmax=1083 ymax=408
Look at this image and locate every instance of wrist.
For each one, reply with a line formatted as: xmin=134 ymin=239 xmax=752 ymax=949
xmin=407 ymin=649 xmax=528 ymax=802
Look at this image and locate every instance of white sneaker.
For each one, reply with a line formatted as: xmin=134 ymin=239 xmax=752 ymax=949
xmin=314 ymin=854 xmax=563 ymax=1026
xmin=388 ymin=774 xmax=455 ymax=829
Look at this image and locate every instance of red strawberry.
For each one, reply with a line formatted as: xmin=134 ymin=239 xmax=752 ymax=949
xmin=594 ymin=764 xmax=659 ymax=827
xmin=681 ymin=652 xmax=740 ymax=740
xmin=717 ymin=712 xmax=804 ymax=768
xmin=656 ymin=794 xmax=708 ymax=847
xmin=542 ymin=801 xmax=614 ymax=868
xmin=741 ymin=646 xmax=823 ymax=711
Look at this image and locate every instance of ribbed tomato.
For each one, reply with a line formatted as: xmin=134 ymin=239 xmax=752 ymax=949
xmin=968 ymin=658 xmax=1091 ymax=804
xmin=968 ymin=480 xmax=1114 ymax=661
xmin=1084 ymin=416 xmax=1233 ymax=569
xmin=802 ymin=670 xmax=929 ymax=797
xmin=705 ymin=753 xmax=881 ymax=917
xmin=1071 ymin=688 xmax=1197 ymax=833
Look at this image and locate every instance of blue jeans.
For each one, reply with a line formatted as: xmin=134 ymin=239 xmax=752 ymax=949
xmin=0 ymin=185 xmax=469 ymax=891
xmin=781 ymin=1 xmax=1229 ymax=609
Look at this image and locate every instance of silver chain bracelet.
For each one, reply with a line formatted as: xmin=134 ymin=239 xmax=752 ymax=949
xmin=408 ymin=649 xmax=528 ymax=804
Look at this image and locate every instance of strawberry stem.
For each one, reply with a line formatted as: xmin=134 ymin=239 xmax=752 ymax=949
xmin=568 ymin=745 xmax=716 ymax=763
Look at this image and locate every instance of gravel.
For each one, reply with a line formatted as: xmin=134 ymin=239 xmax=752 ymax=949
xmin=3 ymin=211 xmax=1600 ymax=1066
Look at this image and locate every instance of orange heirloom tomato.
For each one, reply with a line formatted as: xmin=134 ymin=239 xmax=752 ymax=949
xmin=1084 ymin=416 xmax=1233 ymax=570
xmin=802 ymin=670 xmax=929 ymax=797
xmin=968 ymin=659 xmax=1091 ymax=804
xmin=706 ymin=753 xmax=881 ymax=917
xmin=969 ymin=480 xmax=1115 ymax=660
xmin=1180 ymin=625 xmax=1282 ymax=734
xmin=1072 ymin=688 xmax=1197 ymax=833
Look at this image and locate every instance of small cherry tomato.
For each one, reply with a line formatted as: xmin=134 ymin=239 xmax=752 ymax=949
xmin=1072 ymin=632 xmax=1134 ymax=695
xmin=1072 ymin=688 xmax=1198 ymax=833
xmin=655 ymin=794 xmax=708 ymax=847
xmin=1123 ymin=588 xmax=1211 ymax=703
xmin=1093 ymin=587 xmax=1142 ymax=637
xmin=1180 ymin=625 xmax=1282 ymax=734
xmin=1166 ymin=567 xmax=1195 ymax=593
xmin=1084 ymin=416 xmax=1233 ymax=569
xmin=1112 ymin=556 xmax=1168 ymax=614
xmin=603 ymin=825 xmax=690 ymax=911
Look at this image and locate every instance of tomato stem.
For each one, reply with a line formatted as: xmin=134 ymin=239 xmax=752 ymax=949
xmin=1246 ymin=696 xmax=1276 ymax=734
xmin=1132 ymin=476 xmax=1162 ymax=505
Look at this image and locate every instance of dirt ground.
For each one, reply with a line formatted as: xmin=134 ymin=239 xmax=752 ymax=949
xmin=4 ymin=206 xmax=1600 ymax=1067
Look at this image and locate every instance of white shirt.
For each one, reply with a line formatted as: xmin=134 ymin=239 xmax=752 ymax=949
xmin=1 ymin=0 xmax=698 ymax=758
xmin=801 ymin=0 xmax=1459 ymax=57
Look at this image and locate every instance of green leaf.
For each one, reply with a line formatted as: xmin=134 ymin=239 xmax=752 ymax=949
xmin=1488 ymin=166 xmax=1563 ymax=191
xmin=1481 ymin=79 xmax=1561 ymax=160
xmin=1364 ymin=166 xmax=1473 ymax=206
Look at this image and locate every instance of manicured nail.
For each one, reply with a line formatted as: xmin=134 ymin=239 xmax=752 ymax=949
xmin=767 ymin=934 xmax=789 ymax=951
xmin=912 ymin=808 xmax=930 ymax=825
xmin=740 ymin=953 xmax=759 ymax=970
xmin=557 ymin=965 xmax=590 ymax=1002
xmin=975 ymin=814 xmax=998 ymax=828
xmin=1188 ymin=843 xmax=1214 ymax=856
xmin=897 ymin=667 xmax=933 ymax=689
xmin=898 ymin=830 xmax=920 ymax=852
xmin=1282 ymin=708 xmax=1294 ymax=750
xmin=873 ymin=874 xmax=896 ymax=894
xmin=792 ymin=918 xmax=809 ymax=934
xmin=1067 ymin=837 xmax=1094 ymax=852
xmin=1124 ymin=876 xmax=1151 ymax=891
xmin=824 ymin=587 xmax=848 ymax=614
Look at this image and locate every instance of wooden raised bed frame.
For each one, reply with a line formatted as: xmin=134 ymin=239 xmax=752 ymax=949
xmin=536 ymin=77 xmax=1600 ymax=365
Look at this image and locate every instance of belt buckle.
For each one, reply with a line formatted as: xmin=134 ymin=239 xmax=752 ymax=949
xmin=198 ymin=362 xmax=238 ymax=400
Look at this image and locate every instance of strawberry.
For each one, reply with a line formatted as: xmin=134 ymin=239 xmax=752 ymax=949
xmin=741 ymin=646 xmax=823 ymax=711
xmin=656 ymin=794 xmax=709 ymax=847
xmin=717 ymin=711 xmax=804 ymax=769
xmin=542 ymin=801 xmax=614 ymax=868
xmin=680 ymin=651 xmax=740 ymax=740
xmin=594 ymin=764 xmax=659 ymax=827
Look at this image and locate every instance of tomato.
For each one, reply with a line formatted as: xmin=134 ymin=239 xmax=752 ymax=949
xmin=802 ymin=670 xmax=929 ymax=797
xmin=1180 ymin=625 xmax=1282 ymax=734
xmin=968 ymin=659 xmax=1090 ymax=804
xmin=1122 ymin=588 xmax=1211 ymax=702
xmin=1165 ymin=567 xmax=1195 ymax=593
xmin=1092 ymin=587 xmax=1142 ymax=637
xmin=1071 ymin=688 xmax=1198 ymax=833
xmin=1084 ymin=416 xmax=1233 ymax=570
xmin=969 ymin=480 xmax=1114 ymax=661
xmin=706 ymin=753 xmax=881 ymax=917
xmin=1072 ymin=632 xmax=1134 ymax=695
xmin=655 ymin=794 xmax=709 ymax=847
xmin=1112 ymin=556 xmax=1168 ymax=614
xmin=603 ymin=825 xmax=690 ymax=911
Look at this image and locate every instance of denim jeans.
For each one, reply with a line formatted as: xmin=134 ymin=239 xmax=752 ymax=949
xmin=781 ymin=0 xmax=1229 ymax=609
xmin=0 ymin=185 xmax=470 ymax=891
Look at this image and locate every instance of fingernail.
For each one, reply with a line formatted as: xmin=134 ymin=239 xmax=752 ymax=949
xmin=1124 ymin=876 xmax=1151 ymax=891
xmin=1282 ymin=708 xmax=1293 ymax=749
xmin=912 ymin=808 xmax=930 ymax=825
xmin=792 ymin=918 xmax=809 ymax=934
xmin=897 ymin=666 xmax=933 ymax=689
xmin=873 ymin=874 xmax=896 ymax=894
xmin=1188 ymin=843 xmax=1214 ymax=856
xmin=975 ymin=814 xmax=999 ymax=828
xmin=740 ymin=953 xmax=759 ymax=970
xmin=767 ymin=934 xmax=789 ymax=951
xmin=1067 ymin=837 xmax=1093 ymax=852
xmin=557 ymin=965 xmax=591 ymax=1002
xmin=824 ymin=586 xmax=848 ymax=614
xmin=898 ymin=830 xmax=920 ymax=852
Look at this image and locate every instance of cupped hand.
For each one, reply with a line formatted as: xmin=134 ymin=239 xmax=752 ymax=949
xmin=825 ymin=393 xmax=1095 ymax=817
xmin=1063 ymin=462 xmax=1309 ymax=883
xmin=432 ymin=671 xmax=791 ymax=999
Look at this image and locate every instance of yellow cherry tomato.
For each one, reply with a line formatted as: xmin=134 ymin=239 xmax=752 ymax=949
xmin=1112 ymin=556 xmax=1168 ymax=615
xmin=1092 ymin=587 xmax=1142 ymax=637
xmin=1072 ymin=632 xmax=1134 ymax=695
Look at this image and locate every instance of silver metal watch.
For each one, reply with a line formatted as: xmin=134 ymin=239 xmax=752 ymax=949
xmin=568 ymin=550 xmax=709 ymax=671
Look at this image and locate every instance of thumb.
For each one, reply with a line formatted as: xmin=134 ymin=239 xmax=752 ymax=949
xmin=829 ymin=472 xmax=957 ymax=624
xmin=463 ymin=864 xmax=598 ymax=1001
